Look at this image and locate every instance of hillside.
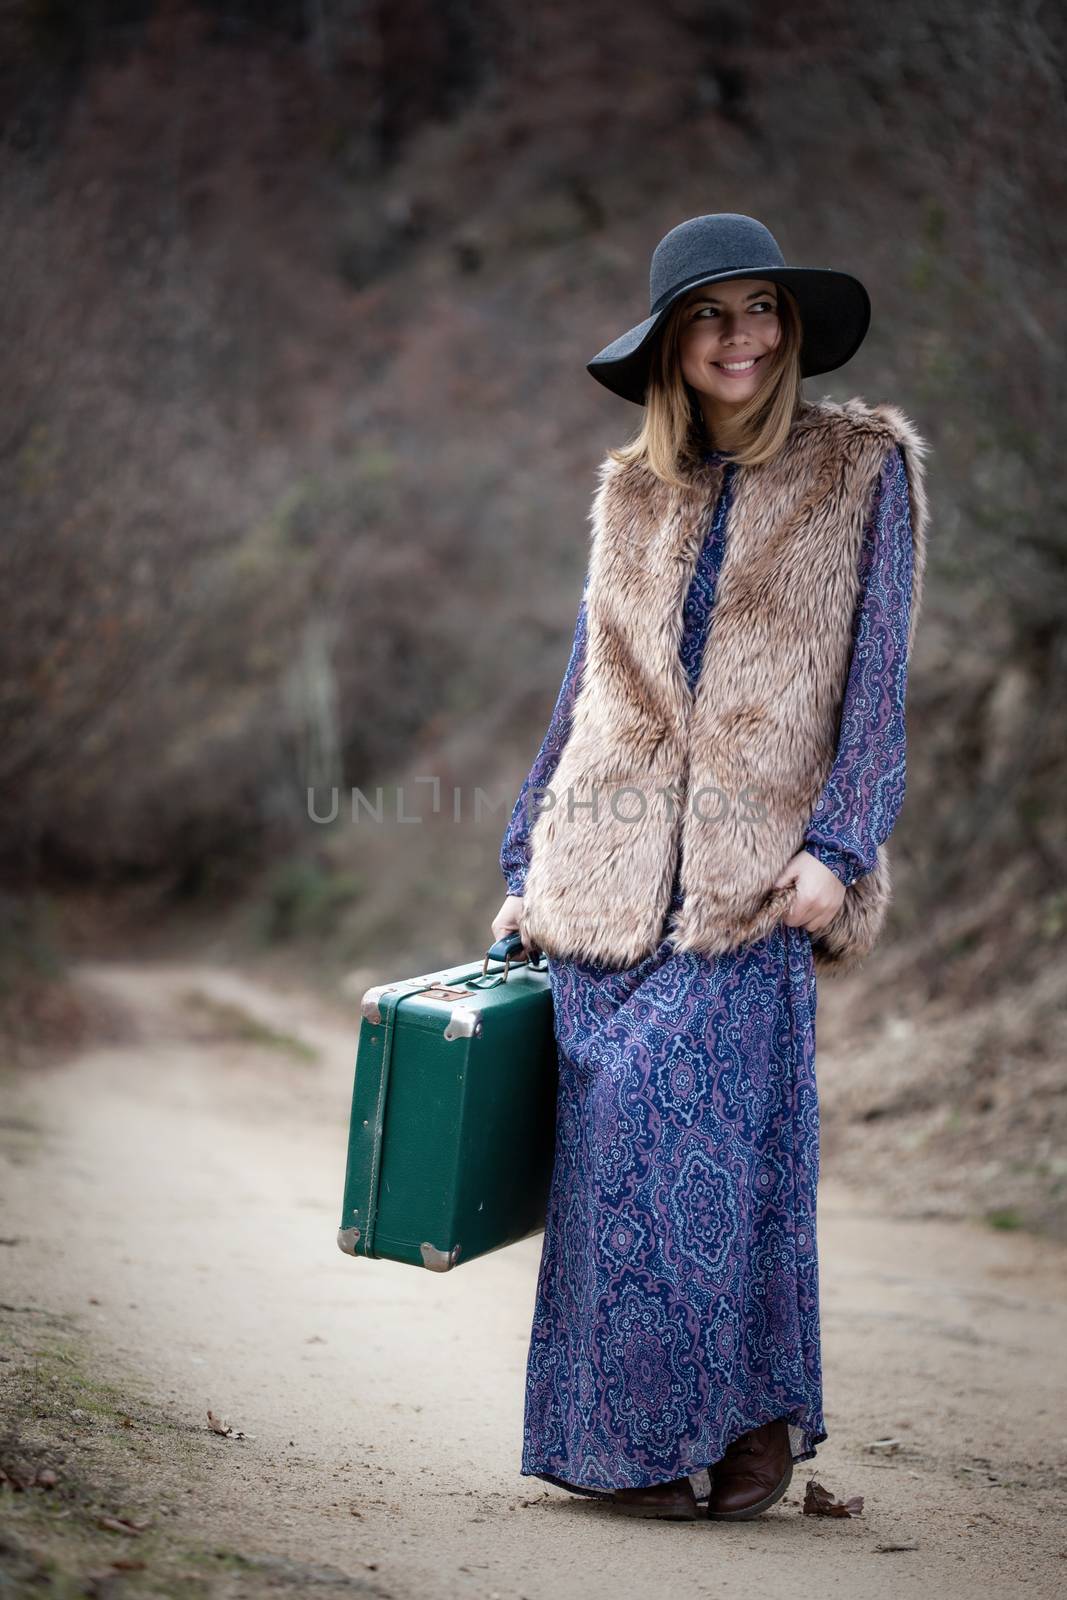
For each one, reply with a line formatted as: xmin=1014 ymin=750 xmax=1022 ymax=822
xmin=2 ymin=0 xmax=1065 ymax=1234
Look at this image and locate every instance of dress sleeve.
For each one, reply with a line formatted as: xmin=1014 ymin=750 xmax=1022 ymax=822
xmin=802 ymin=444 xmax=914 ymax=888
xmin=499 ymin=578 xmax=589 ymax=897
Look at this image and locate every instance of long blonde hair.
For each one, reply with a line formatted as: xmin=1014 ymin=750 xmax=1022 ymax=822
xmin=607 ymin=283 xmax=807 ymax=487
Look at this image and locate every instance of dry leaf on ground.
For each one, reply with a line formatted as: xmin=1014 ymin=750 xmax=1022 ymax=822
xmin=803 ymin=1478 xmax=864 ymax=1517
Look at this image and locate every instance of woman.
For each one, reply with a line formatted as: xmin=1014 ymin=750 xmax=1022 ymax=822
xmin=492 ymin=213 xmax=929 ymax=1522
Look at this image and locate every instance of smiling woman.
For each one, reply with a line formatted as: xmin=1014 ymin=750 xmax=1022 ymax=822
xmin=677 ymin=278 xmax=784 ymax=425
xmin=491 ymin=213 xmax=929 ymax=1523
xmin=636 ymin=269 xmax=807 ymax=480
xmin=583 ymin=210 xmax=871 ymax=483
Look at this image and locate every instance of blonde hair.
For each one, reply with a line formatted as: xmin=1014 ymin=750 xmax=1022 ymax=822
xmin=607 ymin=283 xmax=806 ymax=488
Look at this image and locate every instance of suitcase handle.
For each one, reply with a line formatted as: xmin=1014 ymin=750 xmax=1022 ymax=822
xmin=469 ymin=929 xmax=547 ymax=987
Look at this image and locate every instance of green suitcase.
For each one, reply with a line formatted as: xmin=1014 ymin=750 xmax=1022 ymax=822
xmin=337 ymin=934 xmax=559 ymax=1271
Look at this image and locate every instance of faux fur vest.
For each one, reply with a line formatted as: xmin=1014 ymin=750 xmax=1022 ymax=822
xmin=518 ymin=397 xmax=930 ymax=975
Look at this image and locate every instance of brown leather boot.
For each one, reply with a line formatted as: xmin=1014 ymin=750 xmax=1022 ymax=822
xmin=706 ymin=1418 xmax=793 ymax=1520
xmin=610 ymin=1475 xmax=700 ymax=1520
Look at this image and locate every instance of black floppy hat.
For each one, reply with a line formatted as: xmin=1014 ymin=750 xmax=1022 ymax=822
xmin=587 ymin=212 xmax=871 ymax=406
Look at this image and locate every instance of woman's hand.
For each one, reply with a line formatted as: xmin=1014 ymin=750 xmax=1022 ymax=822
xmin=490 ymin=894 xmax=541 ymax=959
xmin=773 ymin=850 xmax=847 ymax=935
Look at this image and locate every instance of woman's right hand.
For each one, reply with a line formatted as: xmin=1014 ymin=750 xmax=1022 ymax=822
xmin=490 ymin=894 xmax=540 ymax=959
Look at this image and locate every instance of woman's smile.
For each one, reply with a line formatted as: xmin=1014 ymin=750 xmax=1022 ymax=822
xmin=712 ymin=354 xmax=766 ymax=378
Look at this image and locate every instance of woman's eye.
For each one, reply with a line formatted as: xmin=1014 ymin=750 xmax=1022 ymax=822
xmin=695 ymin=301 xmax=777 ymax=318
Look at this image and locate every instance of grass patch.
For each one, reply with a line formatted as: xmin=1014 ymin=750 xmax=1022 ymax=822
xmin=251 ymin=860 xmax=362 ymax=946
xmin=176 ymin=990 xmax=319 ymax=1063
xmin=0 ymin=1309 xmax=377 ymax=1598
xmin=985 ymin=1206 xmax=1025 ymax=1231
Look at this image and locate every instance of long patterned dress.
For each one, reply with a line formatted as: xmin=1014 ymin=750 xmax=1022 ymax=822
xmin=499 ymin=443 xmax=915 ymax=1498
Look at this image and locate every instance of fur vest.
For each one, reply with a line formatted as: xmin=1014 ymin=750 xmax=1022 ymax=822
xmin=518 ymin=397 xmax=930 ymax=975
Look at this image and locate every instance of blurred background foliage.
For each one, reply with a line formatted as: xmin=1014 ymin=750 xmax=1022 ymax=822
xmin=1 ymin=0 xmax=1064 ymax=1225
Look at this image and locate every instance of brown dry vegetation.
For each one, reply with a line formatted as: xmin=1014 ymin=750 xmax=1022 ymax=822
xmin=1 ymin=0 xmax=1065 ymax=1233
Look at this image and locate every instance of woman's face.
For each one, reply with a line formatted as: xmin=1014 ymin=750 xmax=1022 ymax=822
xmin=675 ymin=277 xmax=782 ymax=420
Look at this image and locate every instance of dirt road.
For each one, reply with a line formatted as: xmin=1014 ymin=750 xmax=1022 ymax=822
xmin=2 ymin=959 xmax=1065 ymax=1597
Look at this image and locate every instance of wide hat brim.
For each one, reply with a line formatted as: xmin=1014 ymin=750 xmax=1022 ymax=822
xmin=586 ymin=266 xmax=871 ymax=405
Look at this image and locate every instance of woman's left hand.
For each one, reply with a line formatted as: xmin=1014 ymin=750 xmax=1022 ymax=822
xmin=773 ymin=850 xmax=847 ymax=935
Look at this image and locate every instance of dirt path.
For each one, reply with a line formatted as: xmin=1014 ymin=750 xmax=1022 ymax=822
xmin=2 ymin=959 xmax=1065 ymax=1597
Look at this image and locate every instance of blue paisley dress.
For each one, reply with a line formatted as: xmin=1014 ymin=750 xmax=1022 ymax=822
xmin=499 ymin=443 xmax=915 ymax=1498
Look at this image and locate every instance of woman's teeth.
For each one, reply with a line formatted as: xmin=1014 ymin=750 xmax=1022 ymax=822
xmin=716 ymin=357 xmax=759 ymax=372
